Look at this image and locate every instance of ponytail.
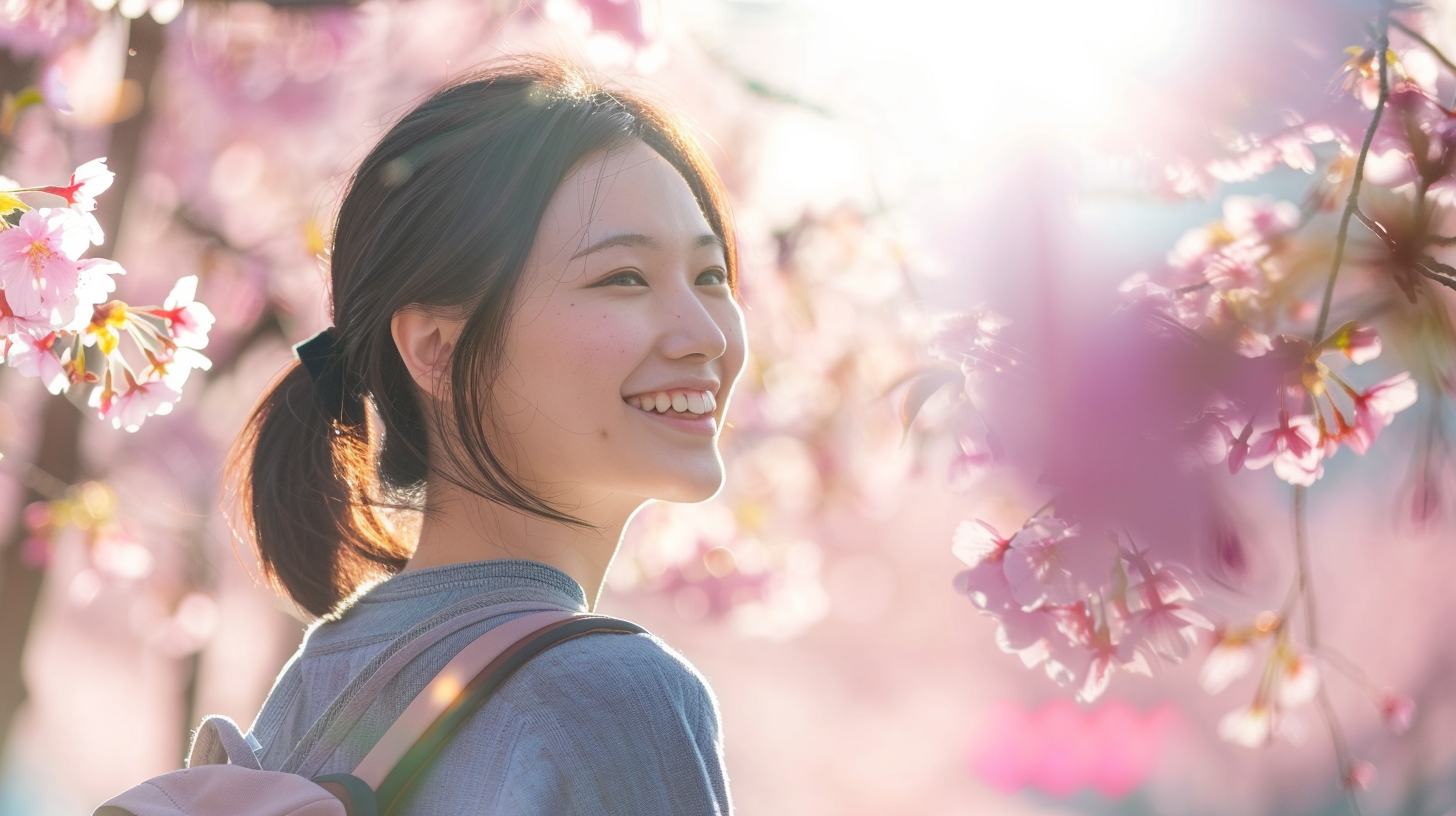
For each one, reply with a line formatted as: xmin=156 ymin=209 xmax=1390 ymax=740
xmin=226 ymin=362 xmax=409 ymax=618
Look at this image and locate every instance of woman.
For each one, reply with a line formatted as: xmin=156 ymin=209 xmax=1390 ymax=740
xmin=227 ymin=54 xmax=744 ymax=814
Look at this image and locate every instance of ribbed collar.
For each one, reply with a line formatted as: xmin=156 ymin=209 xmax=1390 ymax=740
xmin=354 ymin=558 xmax=588 ymax=610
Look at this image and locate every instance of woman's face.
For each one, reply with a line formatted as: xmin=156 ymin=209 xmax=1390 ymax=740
xmin=488 ymin=140 xmax=746 ymax=506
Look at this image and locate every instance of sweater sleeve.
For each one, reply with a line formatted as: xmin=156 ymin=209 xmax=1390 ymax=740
xmin=496 ymin=630 xmax=732 ymax=816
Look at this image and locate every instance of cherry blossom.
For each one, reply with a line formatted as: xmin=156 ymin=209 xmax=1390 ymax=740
xmin=40 ymin=159 xmax=114 ymax=245
xmin=0 ymin=208 xmax=89 ymax=318
xmin=90 ymin=368 xmax=184 ymax=433
xmin=1378 ymin=692 xmax=1415 ymax=735
xmin=1346 ymin=373 xmax=1419 ymax=450
xmin=0 ymin=290 xmax=59 ymax=338
xmin=0 ymin=163 xmax=209 ymax=431
xmin=951 ymin=519 xmax=1009 ymax=568
xmin=1124 ymin=577 xmax=1213 ymax=661
xmin=1344 ymin=760 xmax=1377 ymax=792
xmin=1217 ymin=702 xmax=1297 ymax=748
xmin=1245 ymin=410 xmax=1324 ymax=486
xmin=1322 ymin=322 xmax=1382 ymax=365
xmin=6 ymin=332 xmax=68 ymax=394
xmin=1273 ymin=651 xmax=1321 ymax=707
xmin=144 ymin=275 xmax=215 ymax=349
xmin=1043 ymin=603 xmax=1150 ymax=704
xmin=1200 ymin=632 xmax=1257 ymax=694
xmin=1003 ymin=519 xmax=1117 ymax=611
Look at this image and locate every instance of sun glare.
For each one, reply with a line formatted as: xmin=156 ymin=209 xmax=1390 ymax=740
xmin=791 ymin=0 xmax=1196 ymax=150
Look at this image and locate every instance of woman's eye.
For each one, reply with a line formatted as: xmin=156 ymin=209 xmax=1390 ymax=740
xmin=602 ymin=271 xmax=648 ymax=286
xmin=697 ymin=268 xmax=728 ymax=286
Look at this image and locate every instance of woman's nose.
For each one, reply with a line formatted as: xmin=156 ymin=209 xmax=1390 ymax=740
xmin=657 ymin=287 xmax=730 ymax=362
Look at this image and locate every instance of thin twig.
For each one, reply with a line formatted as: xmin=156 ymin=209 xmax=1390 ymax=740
xmin=1317 ymin=685 xmax=1365 ymax=816
xmin=1294 ymin=487 xmax=1364 ymax=814
xmin=1351 ymin=207 xmax=1398 ymax=253
xmin=1390 ymin=16 xmax=1456 ymax=80
xmin=1313 ymin=13 xmax=1392 ymax=342
xmin=1415 ymin=262 xmax=1456 ymax=291
xmin=1291 ymin=11 xmax=1393 ymax=813
xmin=1318 ymin=643 xmax=1385 ymax=700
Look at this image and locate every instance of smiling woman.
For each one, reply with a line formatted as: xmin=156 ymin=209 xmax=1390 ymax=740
xmin=216 ymin=55 xmax=743 ymax=815
xmin=394 ymin=138 xmax=746 ymax=576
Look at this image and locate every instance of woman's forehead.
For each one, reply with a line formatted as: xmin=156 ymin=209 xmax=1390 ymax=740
xmin=542 ymin=142 xmax=713 ymax=249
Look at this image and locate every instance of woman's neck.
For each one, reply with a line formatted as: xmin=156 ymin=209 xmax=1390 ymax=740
xmin=401 ymin=477 xmax=646 ymax=612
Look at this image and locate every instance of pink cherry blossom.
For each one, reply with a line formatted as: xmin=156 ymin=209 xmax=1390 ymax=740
xmin=41 ymin=158 xmax=115 ymax=245
xmin=1274 ymin=652 xmax=1320 ymax=707
xmin=0 ymin=290 xmax=58 ymax=338
xmin=1245 ymin=410 xmax=1324 ymax=486
xmin=951 ymin=519 xmax=1009 ymax=568
xmin=6 ymin=331 xmax=68 ymax=394
xmin=1344 ymin=759 xmax=1376 ymax=791
xmin=993 ymin=608 xmax=1059 ymax=668
xmin=1001 ymin=518 xmax=1116 ymax=610
xmin=1221 ymin=195 xmax=1300 ymax=241
xmin=1338 ymin=324 xmax=1381 ymax=364
xmin=1379 ymin=692 xmax=1415 ymax=735
xmin=1226 ymin=423 xmax=1253 ymax=474
xmin=1325 ymin=404 xmax=1371 ymax=456
xmin=90 ymin=368 xmax=184 ymax=432
xmin=1217 ymin=703 xmax=1283 ymax=747
xmin=1347 ymin=373 xmax=1418 ymax=450
xmin=140 ymin=346 xmax=212 ymax=390
xmin=1200 ymin=634 xmax=1254 ymax=694
xmin=66 ymin=258 xmax=124 ymax=330
xmin=1125 ymin=567 xmax=1213 ymax=662
xmin=145 ymin=275 xmax=214 ymax=349
xmin=1044 ymin=603 xmax=1149 ymax=704
xmin=0 ymin=208 xmax=90 ymax=318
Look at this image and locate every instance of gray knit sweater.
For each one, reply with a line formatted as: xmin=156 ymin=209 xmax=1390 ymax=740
xmin=246 ymin=558 xmax=732 ymax=814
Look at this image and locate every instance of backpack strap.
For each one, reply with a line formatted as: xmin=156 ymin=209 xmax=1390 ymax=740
xmin=347 ymin=609 xmax=575 ymax=788
xmin=367 ymin=613 xmax=648 ymax=816
xmin=282 ymin=598 xmax=570 ymax=778
xmin=187 ymin=715 xmax=264 ymax=769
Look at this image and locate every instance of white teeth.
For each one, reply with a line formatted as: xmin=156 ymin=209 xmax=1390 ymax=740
xmin=627 ymin=390 xmax=717 ymax=415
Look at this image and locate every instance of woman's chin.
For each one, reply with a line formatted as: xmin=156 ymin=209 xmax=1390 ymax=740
xmin=643 ymin=467 xmax=725 ymax=504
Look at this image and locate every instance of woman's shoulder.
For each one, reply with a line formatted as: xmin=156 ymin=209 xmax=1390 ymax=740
xmin=480 ymin=626 xmax=732 ymax=812
xmin=507 ymin=625 xmax=722 ymax=722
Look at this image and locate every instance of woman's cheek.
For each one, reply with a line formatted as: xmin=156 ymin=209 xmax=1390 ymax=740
xmin=567 ymin=310 xmax=648 ymax=372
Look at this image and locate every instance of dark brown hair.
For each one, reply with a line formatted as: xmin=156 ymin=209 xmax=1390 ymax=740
xmin=225 ymin=55 xmax=738 ymax=618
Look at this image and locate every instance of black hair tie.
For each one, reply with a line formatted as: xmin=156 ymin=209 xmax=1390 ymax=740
xmin=293 ymin=327 xmax=367 ymax=428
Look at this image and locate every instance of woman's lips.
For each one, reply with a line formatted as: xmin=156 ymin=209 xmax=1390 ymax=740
xmin=625 ymin=399 xmax=717 ymax=436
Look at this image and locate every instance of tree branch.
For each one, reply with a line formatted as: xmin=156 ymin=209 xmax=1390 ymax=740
xmin=1390 ymin=16 xmax=1456 ymax=80
xmin=1313 ymin=11 xmax=1392 ymax=342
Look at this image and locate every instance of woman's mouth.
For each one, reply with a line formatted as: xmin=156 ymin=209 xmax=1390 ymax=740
xmin=624 ymin=389 xmax=718 ymax=436
xmin=624 ymin=388 xmax=716 ymax=417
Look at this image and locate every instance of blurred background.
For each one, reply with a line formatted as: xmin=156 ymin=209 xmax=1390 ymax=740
xmin=3 ymin=0 xmax=1456 ymax=813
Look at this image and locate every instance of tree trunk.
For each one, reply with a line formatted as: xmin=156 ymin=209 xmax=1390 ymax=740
xmin=0 ymin=13 xmax=166 ymax=785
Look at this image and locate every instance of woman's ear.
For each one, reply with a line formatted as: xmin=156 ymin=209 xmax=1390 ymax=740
xmin=390 ymin=307 xmax=461 ymax=399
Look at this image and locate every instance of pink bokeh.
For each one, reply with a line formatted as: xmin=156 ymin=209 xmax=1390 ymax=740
xmin=970 ymin=698 xmax=1186 ymax=799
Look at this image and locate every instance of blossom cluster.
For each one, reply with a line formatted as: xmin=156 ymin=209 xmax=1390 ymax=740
xmin=1 ymin=159 xmax=214 ymax=431
xmin=951 ymin=516 xmax=1212 ymax=704
xmin=917 ymin=12 xmax=1449 ymax=770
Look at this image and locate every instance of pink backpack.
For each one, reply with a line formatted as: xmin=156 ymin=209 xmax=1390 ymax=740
xmin=93 ymin=600 xmax=647 ymax=816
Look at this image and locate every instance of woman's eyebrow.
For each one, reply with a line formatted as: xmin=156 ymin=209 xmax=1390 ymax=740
xmin=571 ymin=232 xmax=724 ymax=260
